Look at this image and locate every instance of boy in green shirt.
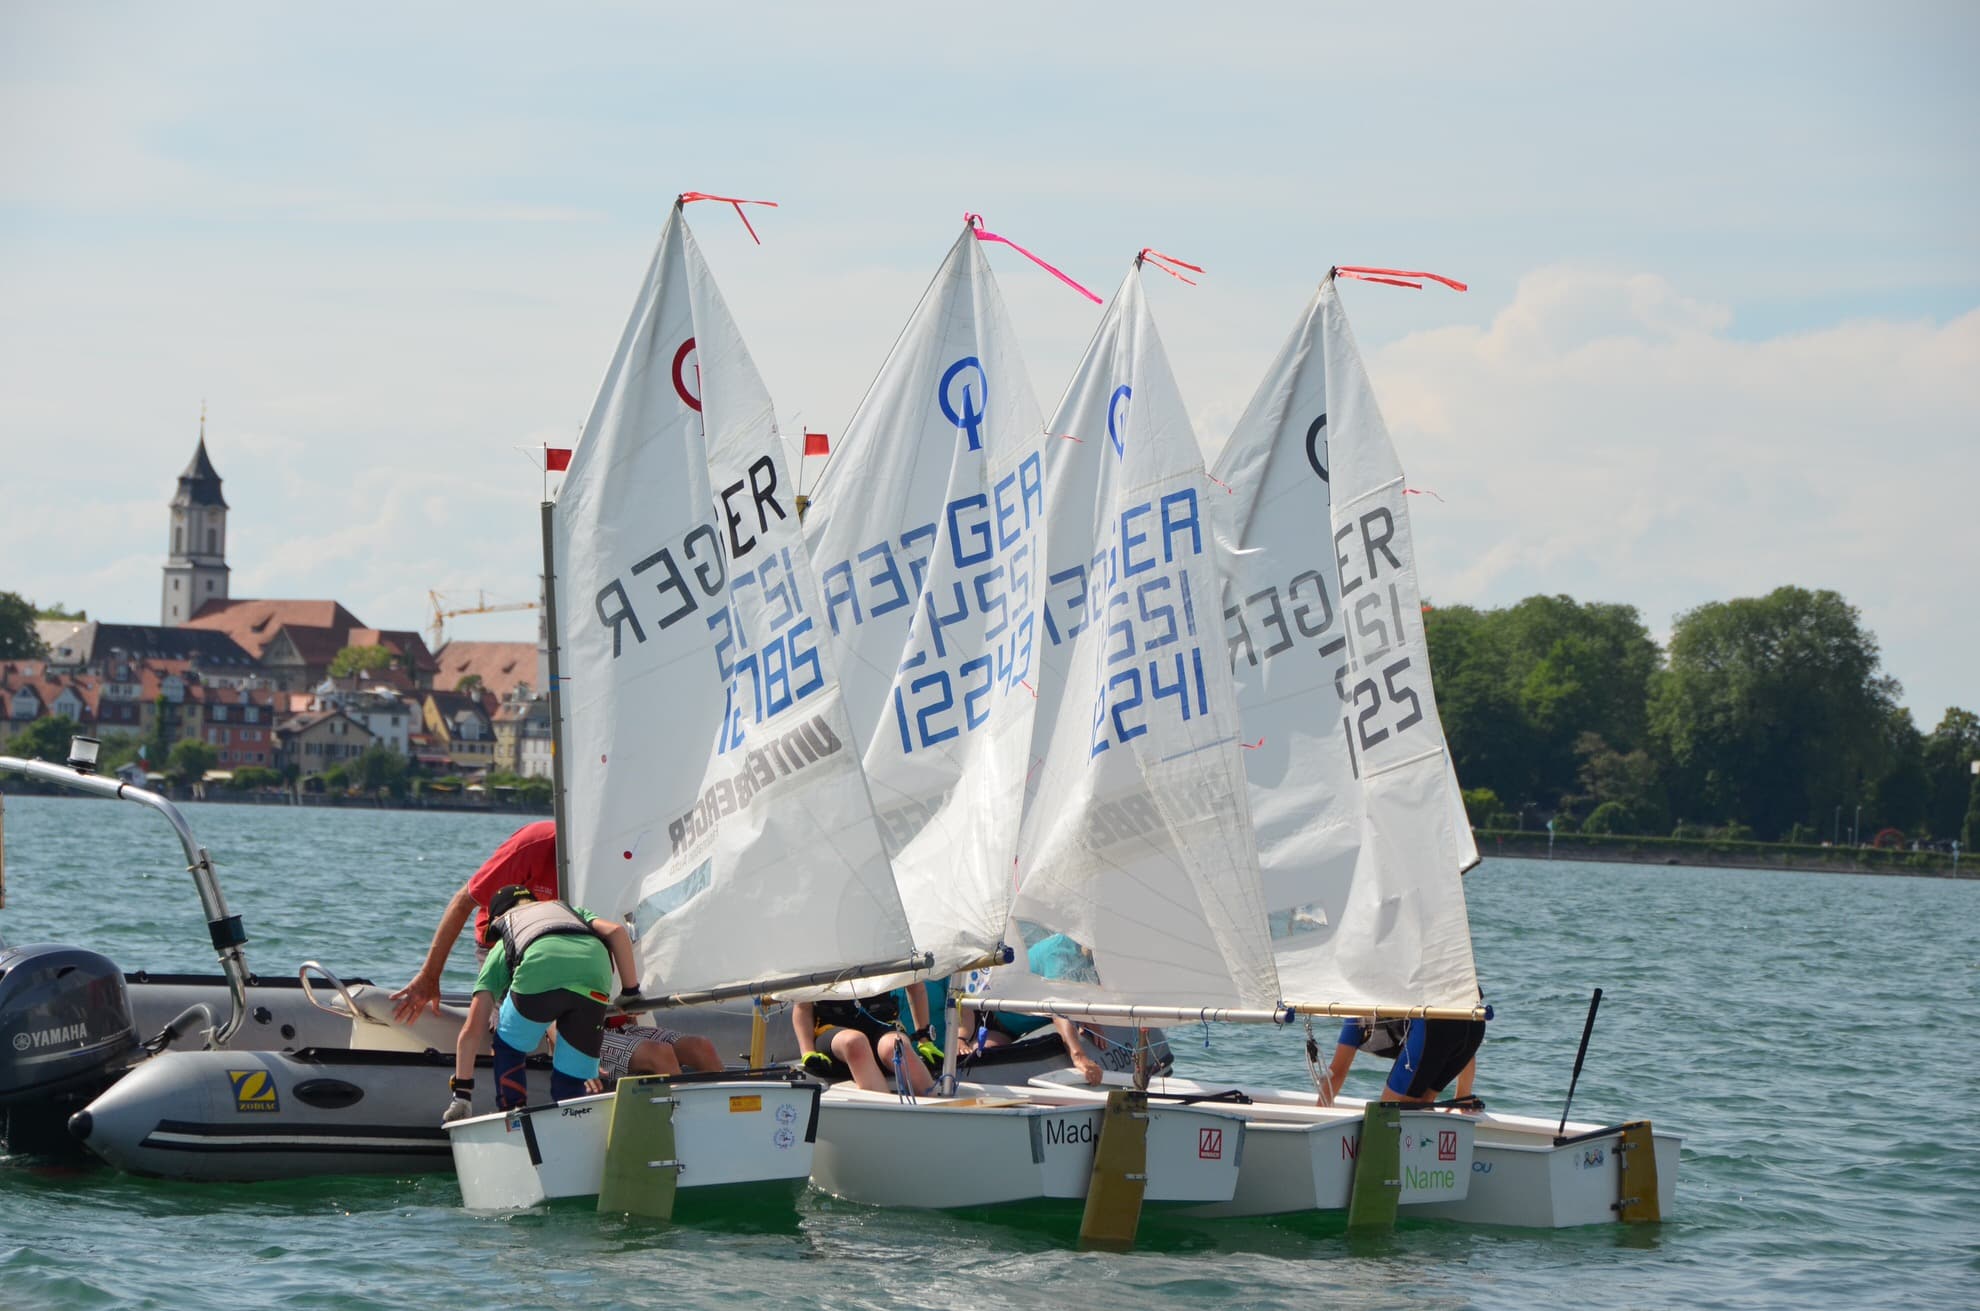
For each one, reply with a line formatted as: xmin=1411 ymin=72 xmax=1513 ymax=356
xmin=445 ymin=884 xmax=639 ymax=1121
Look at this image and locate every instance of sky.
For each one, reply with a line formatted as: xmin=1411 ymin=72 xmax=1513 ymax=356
xmin=2 ymin=3 xmax=1974 ymax=724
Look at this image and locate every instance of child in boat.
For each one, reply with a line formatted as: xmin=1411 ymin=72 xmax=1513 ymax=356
xmin=790 ymin=984 xmax=939 ymax=1095
xmin=396 ymin=820 xmax=722 ymax=1078
xmin=1317 ymin=1014 xmax=1482 ymax=1108
xmin=967 ymin=933 xmax=1107 ymax=1085
xmin=443 ymin=885 xmax=639 ymax=1121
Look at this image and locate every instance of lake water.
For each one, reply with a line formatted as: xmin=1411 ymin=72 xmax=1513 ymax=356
xmin=1 ymin=795 xmax=1975 ymax=1310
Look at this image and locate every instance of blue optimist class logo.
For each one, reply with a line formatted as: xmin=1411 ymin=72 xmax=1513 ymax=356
xmin=939 ymin=356 xmax=988 ymax=451
xmin=1107 ymin=384 xmax=1132 ymax=458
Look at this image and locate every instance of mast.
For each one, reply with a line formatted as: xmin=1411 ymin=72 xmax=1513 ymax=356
xmin=539 ymin=499 xmax=570 ymax=892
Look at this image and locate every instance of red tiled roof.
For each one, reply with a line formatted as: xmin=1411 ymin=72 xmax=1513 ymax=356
xmin=431 ymin=640 xmax=538 ymax=700
xmin=183 ymin=599 xmax=366 ymax=659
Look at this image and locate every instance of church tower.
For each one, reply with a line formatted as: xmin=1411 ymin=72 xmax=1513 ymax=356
xmin=161 ymin=409 xmax=231 ymax=626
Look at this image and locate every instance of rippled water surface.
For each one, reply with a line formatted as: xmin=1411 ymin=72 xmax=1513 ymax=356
xmin=2 ymin=796 xmax=1975 ymax=1309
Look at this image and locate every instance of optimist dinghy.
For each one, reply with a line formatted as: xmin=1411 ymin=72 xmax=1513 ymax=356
xmin=447 ymin=196 xmax=931 ymax=1217
xmin=1169 ymin=267 xmax=1677 ymax=1227
xmin=798 ymin=227 xmax=1244 ymax=1233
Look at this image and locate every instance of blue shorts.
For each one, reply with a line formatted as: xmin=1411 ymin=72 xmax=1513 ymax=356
xmin=1385 ymin=1019 xmax=1485 ymax=1099
xmin=495 ymin=989 xmax=607 ymax=1081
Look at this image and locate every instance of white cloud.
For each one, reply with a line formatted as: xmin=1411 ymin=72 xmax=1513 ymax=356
xmin=1361 ymin=267 xmax=1980 ymax=719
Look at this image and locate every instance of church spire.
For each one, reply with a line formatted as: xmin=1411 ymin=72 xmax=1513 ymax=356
xmin=175 ymin=404 xmax=228 ymax=509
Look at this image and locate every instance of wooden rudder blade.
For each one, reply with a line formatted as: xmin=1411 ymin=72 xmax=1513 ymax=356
xmin=1346 ymin=1102 xmax=1403 ymax=1231
xmin=1078 ymin=1090 xmax=1150 ymax=1252
xmin=597 ymin=1076 xmax=680 ymax=1219
xmin=1615 ymin=1120 xmax=1661 ymax=1223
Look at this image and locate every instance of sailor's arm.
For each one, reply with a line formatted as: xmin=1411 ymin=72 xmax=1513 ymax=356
xmin=1053 ymin=1016 xmax=1103 ymax=1085
xmin=1317 ymin=1043 xmax=1357 ymax=1107
xmin=393 ymin=883 xmax=478 ymax=1022
xmin=791 ymin=1001 xmax=816 ymax=1054
xmin=588 ymin=917 xmax=638 ymax=993
xmin=905 ymin=981 xmax=931 ymax=1034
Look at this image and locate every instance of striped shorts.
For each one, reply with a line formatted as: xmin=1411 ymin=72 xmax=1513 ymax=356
xmin=598 ymin=1023 xmax=685 ymax=1080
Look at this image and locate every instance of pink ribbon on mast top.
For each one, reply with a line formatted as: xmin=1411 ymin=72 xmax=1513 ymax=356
xmin=679 ymin=192 xmax=780 ymax=244
xmin=1333 ymin=265 xmax=1468 ymax=292
xmin=965 ymin=213 xmax=1101 ymax=304
xmin=1138 ymin=248 xmax=1205 ymax=286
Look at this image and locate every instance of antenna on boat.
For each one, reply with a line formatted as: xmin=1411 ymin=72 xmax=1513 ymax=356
xmin=1556 ymin=987 xmax=1603 ymax=1138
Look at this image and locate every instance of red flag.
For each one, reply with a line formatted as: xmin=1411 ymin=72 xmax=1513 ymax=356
xmin=803 ymin=431 xmax=830 ymax=457
xmin=545 ymin=447 xmax=572 ymax=472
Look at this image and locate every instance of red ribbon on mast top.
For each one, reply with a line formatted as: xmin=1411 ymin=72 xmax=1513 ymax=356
xmin=965 ymin=213 xmax=1101 ymax=304
xmin=1138 ymin=248 xmax=1205 ymax=286
xmin=679 ymin=192 xmax=780 ymax=245
xmin=1333 ymin=265 xmax=1468 ymax=292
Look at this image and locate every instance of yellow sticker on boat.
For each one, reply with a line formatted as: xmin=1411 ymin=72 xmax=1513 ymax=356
xmin=228 ymin=1068 xmax=279 ymax=1113
xmin=728 ymin=1094 xmax=762 ymax=1113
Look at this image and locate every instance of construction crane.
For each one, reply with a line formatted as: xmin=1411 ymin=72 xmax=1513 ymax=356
xmin=428 ymin=589 xmax=538 ymax=650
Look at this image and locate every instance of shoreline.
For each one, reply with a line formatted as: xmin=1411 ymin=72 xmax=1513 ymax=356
xmin=1477 ymin=830 xmax=1975 ymax=880
xmin=0 ymin=782 xmax=551 ymax=818
xmin=4 ymin=783 xmax=1967 ymax=879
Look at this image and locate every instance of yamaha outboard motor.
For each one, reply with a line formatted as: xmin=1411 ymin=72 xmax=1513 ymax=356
xmin=0 ymin=943 xmax=139 ymax=1156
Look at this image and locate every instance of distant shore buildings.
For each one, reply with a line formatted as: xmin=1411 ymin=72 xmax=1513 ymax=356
xmin=1 ymin=424 xmax=548 ymax=787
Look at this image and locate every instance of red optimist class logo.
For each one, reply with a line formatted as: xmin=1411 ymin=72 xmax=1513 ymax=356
xmin=1198 ymin=1126 xmax=1224 ymax=1160
xmin=1439 ymin=1129 xmax=1458 ymax=1161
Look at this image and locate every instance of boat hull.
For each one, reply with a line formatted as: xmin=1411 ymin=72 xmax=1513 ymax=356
xmin=447 ymin=1077 xmax=819 ymax=1213
xmin=1407 ymin=1110 xmax=1682 ymax=1228
xmin=809 ymin=1084 xmax=1245 ymax=1210
xmin=1023 ymin=1072 xmax=1471 ymax=1217
xmin=72 ymin=1047 xmax=548 ymax=1181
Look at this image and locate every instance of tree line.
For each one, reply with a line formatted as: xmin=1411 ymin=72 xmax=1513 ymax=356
xmin=1427 ymin=586 xmax=1980 ymax=849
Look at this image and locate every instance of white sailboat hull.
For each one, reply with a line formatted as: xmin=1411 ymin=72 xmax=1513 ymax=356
xmin=1399 ymin=1104 xmax=1682 ymax=1228
xmin=446 ymin=1078 xmax=819 ymax=1213
xmin=809 ymin=1083 xmax=1245 ymax=1210
xmin=1024 ymin=1071 xmax=1471 ymax=1216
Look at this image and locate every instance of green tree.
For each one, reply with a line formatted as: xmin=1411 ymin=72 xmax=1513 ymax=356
xmin=1581 ymin=801 xmax=1635 ymax=835
xmin=0 ymin=591 xmax=47 ymax=659
xmin=1649 ymin=587 xmax=1898 ymax=841
xmin=34 ymin=601 xmax=86 ymax=620
xmin=167 ymin=738 xmax=218 ymax=781
xmin=1571 ymin=733 xmax=1669 ymax=835
xmin=1863 ymin=707 xmax=1928 ymax=835
xmin=95 ymin=731 xmax=142 ymax=774
xmin=354 ymin=743 xmax=409 ymax=799
xmin=1964 ymin=775 xmax=1980 ymax=852
xmin=1426 ymin=595 xmax=1661 ymax=812
xmin=144 ymin=695 xmax=175 ymax=767
xmin=230 ymin=765 xmax=282 ymax=790
xmin=1921 ymin=708 xmax=1980 ymax=840
xmin=328 ymin=645 xmax=399 ymax=679
xmin=454 ymin=673 xmax=484 ymax=697
xmin=9 ymin=715 xmax=81 ymax=762
xmin=1460 ymin=787 xmax=1501 ymax=828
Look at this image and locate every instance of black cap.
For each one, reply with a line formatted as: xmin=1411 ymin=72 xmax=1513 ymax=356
xmin=488 ymin=884 xmax=537 ymax=920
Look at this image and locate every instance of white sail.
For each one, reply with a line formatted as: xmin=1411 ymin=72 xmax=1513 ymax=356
xmin=995 ymin=263 xmax=1279 ymax=1012
xmin=803 ymin=225 xmax=1049 ymax=977
xmin=553 ymin=206 xmax=917 ymax=999
xmin=1213 ymin=276 xmax=1478 ymax=1009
